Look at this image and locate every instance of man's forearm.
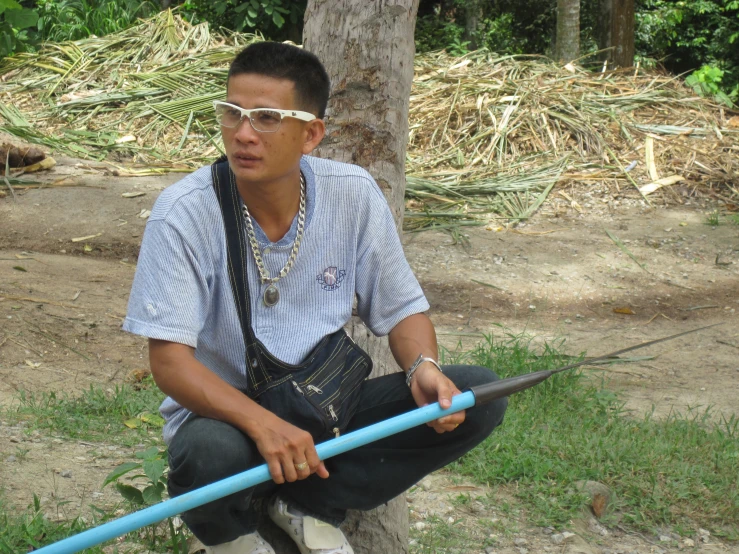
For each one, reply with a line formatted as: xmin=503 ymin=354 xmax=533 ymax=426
xmin=148 ymin=339 xmax=275 ymax=439
xmin=387 ymin=312 xmax=439 ymax=373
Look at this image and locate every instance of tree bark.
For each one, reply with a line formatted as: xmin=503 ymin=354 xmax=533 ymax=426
xmin=463 ymin=0 xmax=483 ymax=51
xmin=597 ymin=0 xmax=635 ymax=68
xmin=255 ymin=2 xmax=421 ymax=553
xmin=555 ymin=0 xmax=580 ymax=63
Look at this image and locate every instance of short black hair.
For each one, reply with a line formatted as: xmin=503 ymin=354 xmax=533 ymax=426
xmin=228 ymin=42 xmax=330 ymax=119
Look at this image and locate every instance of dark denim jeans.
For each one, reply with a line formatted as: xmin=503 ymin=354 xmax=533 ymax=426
xmin=167 ymin=365 xmax=508 ymax=546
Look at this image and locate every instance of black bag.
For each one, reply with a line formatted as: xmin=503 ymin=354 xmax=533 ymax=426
xmin=211 ymin=161 xmax=373 ymax=441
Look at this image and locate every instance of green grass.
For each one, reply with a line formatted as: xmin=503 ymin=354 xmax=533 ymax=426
xmin=3 ymin=377 xmax=166 ymax=446
xmin=442 ymin=330 xmax=739 ymax=540
xmin=0 ymin=493 xmax=105 ymax=554
xmin=705 ymin=210 xmax=721 ymax=226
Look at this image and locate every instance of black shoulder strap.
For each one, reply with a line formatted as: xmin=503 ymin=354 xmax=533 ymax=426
xmin=211 ymin=161 xmax=269 ymax=389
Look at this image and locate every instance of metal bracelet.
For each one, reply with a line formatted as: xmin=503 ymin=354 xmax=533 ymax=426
xmin=406 ymin=354 xmax=443 ymax=387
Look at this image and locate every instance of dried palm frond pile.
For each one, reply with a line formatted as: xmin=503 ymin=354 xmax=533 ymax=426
xmin=0 ymin=10 xmax=257 ymax=169
xmin=0 ymin=11 xmax=737 ymax=227
xmin=406 ymin=50 xmax=738 ymax=229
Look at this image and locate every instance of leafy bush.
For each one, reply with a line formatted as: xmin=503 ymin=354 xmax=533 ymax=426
xmin=180 ymin=0 xmax=305 ymax=40
xmin=686 ymin=65 xmax=737 ymax=105
xmin=0 ymin=0 xmax=39 ymax=57
xmin=36 ymin=0 xmax=159 ymax=43
xmin=636 ymin=0 xmax=739 ymax=97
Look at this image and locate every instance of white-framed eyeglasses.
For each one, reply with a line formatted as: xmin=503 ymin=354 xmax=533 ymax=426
xmin=213 ymin=101 xmax=316 ymax=133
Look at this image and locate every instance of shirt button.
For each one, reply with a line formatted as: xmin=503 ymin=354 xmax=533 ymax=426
xmin=263 ymin=247 xmax=271 ymax=255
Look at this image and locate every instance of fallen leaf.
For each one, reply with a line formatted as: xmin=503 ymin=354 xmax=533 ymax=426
xmin=12 ymin=266 xmax=26 ymax=272
xmin=83 ymin=244 xmax=93 ymax=252
xmin=592 ymin=493 xmax=607 ymax=518
xmin=121 ymin=191 xmax=146 ymax=198
xmin=123 ymin=418 xmax=141 ymax=429
xmin=126 ymin=368 xmax=151 ymax=383
xmin=24 ymin=359 xmax=41 ymax=368
xmin=613 ymin=307 xmax=635 ymax=315
xmin=727 ymin=116 xmax=739 ymax=128
xmin=138 ymin=209 xmax=151 ymax=219
xmin=638 ymin=174 xmax=685 ymax=196
xmin=71 ymin=233 xmax=102 ymax=242
xmin=20 ymin=157 xmax=56 ymax=173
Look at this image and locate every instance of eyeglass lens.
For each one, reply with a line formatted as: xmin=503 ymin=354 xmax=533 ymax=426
xmin=215 ymin=105 xmax=282 ymax=132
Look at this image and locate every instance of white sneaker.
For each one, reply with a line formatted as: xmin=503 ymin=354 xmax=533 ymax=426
xmin=190 ymin=532 xmax=275 ymax=554
xmin=267 ymin=496 xmax=354 ymax=554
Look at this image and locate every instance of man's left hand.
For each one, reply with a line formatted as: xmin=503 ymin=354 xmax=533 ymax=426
xmin=409 ymin=363 xmax=465 ymax=433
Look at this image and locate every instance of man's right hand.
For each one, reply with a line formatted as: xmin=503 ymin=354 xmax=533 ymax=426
xmin=149 ymin=339 xmax=329 ymax=484
xmin=251 ymin=413 xmax=330 ymax=484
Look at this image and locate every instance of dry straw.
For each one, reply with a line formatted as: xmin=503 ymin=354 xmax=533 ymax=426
xmin=1 ymin=11 xmax=737 ymax=225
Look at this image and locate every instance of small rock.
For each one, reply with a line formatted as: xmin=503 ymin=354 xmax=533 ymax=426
xmin=576 ymin=314 xmax=584 ymax=319
xmin=551 ymin=534 xmax=565 ymax=545
xmin=659 ymin=535 xmax=672 ymax=542
xmin=485 ymin=548 xmax=496 ymax=554
xmin=6 ymin=455 xmax=17 ymax=463
xmin=514 ymin=538 xmax=528 ymax=546
xmin=9 ymin=436 xmax=20 ymax=443
xmin=683 ymin=538 xmax=695 ymax=547
xmin=564 ymin=318 xmax=573 ymax=324
xmin=414 ymin=522 xmax=426 ymax=531
xmin=517 ymin=549 xmax=528 ymax=554
xmin=562 ymin=532 xmax=575 ymax=540
xmin=420 ymin=479 xmax=432 ymax=491
xmin=60 ymin=470 xmax=72 ymax=478
xmin=542 ymin=527 xmax=554 ymax=535
xmin=446 ymin=516 xmax=454 ymax=524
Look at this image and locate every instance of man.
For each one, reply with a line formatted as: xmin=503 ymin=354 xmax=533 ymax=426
xmin=124 ymin=41 xmax=507 ymax=554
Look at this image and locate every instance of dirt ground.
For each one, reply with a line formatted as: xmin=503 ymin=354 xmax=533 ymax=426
xmin=1 ymin=156 xmax=737 ymax=553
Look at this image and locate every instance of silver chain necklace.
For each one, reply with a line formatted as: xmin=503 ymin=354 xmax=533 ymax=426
xmin=242 ymin=172 xmax=306 ymax=307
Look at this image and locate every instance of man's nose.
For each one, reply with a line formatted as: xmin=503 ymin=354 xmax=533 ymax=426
xmin=234 ymin=117 xmax=260 ymax=143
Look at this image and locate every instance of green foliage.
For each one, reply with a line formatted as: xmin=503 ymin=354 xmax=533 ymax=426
xmin=415 ymin=13 xmax=466 ymax=53
xmin=104 ymin=446 xmax=168 ymax=507
xmin=415 ymin=0 xmax=555 ymax=55
xmin=686 ymin=65 xmax=736 ymax=105
xmin=36 ymin=0 xmax=159 ymax=43
xmin=103 ymin=446 xmax=190 ymax=552
xmin=444 ymin=331 xmax=739 ymax=536
xmin=180 ymin=0 xmax=305 ymax=40
xmin=0 ymin=0 xmax=39 ymax=57
xmin=636 ymin=0 xmax=739 ymax=98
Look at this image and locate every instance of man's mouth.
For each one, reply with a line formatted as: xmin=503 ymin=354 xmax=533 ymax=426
xmin=235 ymin=153 xmax=261 ymax=161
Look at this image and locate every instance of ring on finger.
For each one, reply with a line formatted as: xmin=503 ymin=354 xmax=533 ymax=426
xmin=294 ymin=461 xmax=309 ymax=471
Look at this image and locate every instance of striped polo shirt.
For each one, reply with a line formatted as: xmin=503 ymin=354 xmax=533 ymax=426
xmin=123 ymin=155 xmax=429 ymax=443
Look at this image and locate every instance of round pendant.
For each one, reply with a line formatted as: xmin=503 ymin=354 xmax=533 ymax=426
xmin=263 ymin=284 xmax=280 ymax=307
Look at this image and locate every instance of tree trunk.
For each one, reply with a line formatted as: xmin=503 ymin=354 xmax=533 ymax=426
xmin=463 ymin=0 xmax=483 ymax=51
xmin=256 ymin=2 xmax=420 ymax=553
xmin=555 ymin=0 xmax=580 ymax=63
xmin=597 ymin=0 xmax=635 ymax=68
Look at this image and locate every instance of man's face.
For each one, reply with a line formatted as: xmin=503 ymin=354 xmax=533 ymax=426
xmin=222 ymin=73 xmax=319 ymax=186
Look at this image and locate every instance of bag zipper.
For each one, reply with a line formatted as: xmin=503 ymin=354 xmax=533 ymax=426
xmin=292 ymin=381 xmax=334 ymax=435
xmin=304 ymin=383 xmax=340 ymax=437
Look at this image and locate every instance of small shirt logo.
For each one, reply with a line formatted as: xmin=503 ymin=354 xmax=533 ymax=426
xmin=317 ymin=266 xmax=346 ymax=291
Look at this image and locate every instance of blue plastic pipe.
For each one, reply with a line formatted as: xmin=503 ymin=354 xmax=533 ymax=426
xmin=34 ymin=391 xmax=477 ymax=554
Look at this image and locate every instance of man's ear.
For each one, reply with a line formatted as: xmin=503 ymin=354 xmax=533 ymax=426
xmin=302 ymin=118 xmax=326 ymax=154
